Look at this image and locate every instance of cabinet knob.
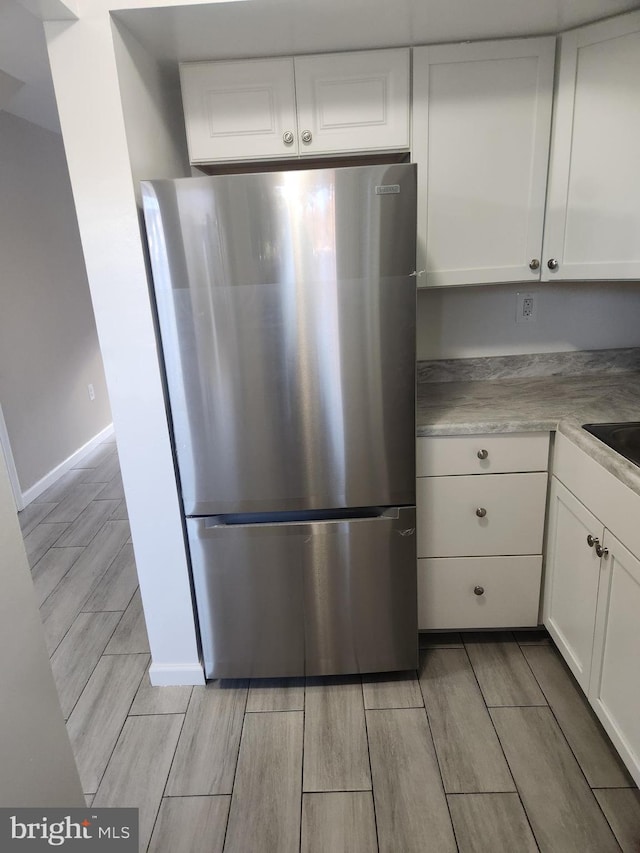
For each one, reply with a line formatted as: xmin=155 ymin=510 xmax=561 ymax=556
xmin=476 ymin=507 xmax=487 ymax=518
xmin=587 ymin=534 xmax=599 ymax=548
xmin=474 ymin=585 xmax=485 ymax=596
xmin=547 ymin=258 xmax=559 ymax=271
xmin=529 ymin=259 xmax=540 ymax=271
xmin=282 ymin=131 xmax=294 ymax=145
xmin=301 ymin=130 xmax=313 ymax=144
xmin=595 ymin=542 xmax=609 ymax=558
xmin=477 ymin=449 xmax=489 ymax=460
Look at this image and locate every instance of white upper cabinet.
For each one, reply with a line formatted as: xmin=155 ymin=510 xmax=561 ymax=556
xmin=412 ymin=38 xmax=555 ymax=287
xmin=293 ymin=49 xmax=410 ymax=155
xmin=180 ymin=58 xmax=299 ymax=163
xmin=542 ymin=11 xmax=640 ymax=281
xmin=180 ymin=49 xmax=410 ymax=164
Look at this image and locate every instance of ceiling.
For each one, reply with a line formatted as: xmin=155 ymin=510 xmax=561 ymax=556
xmin=113 ymin=0 xmax=640 ymax=63
xmin=2 ymin=0 xmax=640 ymax=134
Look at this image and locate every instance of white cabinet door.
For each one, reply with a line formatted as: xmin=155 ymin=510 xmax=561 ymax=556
xmin=543 ymin=477 xmax=603 ymax=692
xmin=589 ymin=531 xmax=640 ymax=786
xmin=293 ymin=49 xmax=410 ymax=155
xmin=412 ymin=38 xmax=555 ymax=287
xmin=542 ymin=11 xmax=640 ymax=281
xmin=180 ymin=58 xmax=298 ymax=163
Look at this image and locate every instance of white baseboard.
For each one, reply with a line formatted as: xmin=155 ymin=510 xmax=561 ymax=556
xmin=149 ymin=662 xmax=205 ymax=687
xmin=21 ymin=422 xmax=115 ymax=507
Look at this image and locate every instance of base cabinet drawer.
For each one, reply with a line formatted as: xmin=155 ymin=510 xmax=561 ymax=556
xmin=418 ymin=555 xmax=542 ymax=630
xmin=417 ymin=432 xmax=549 ymax=477
xmin=417 ymin=472 xmax=547 ymax=557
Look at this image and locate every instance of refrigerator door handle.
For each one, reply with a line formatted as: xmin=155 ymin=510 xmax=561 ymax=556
xmin=202 ymin=506 xmax=404 ymax=530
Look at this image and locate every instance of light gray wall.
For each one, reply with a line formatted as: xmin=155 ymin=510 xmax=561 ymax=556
xmin=0 ymin=111 xmax=111 ymax=494
xmin=0 ymin=446 xmax=84 ymax=806
xmin=417 ymin=280 xmax=640 ymax=360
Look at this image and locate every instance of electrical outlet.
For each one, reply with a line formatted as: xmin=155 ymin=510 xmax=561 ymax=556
xmin=88 ymin=383 xmax=95 ymax=401
xmin=516 ymin=292 xmax=537 ymax=324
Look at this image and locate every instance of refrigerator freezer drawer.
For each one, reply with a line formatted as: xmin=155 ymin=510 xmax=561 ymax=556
xmin=187 ymin=508 xmax=417 ymax=679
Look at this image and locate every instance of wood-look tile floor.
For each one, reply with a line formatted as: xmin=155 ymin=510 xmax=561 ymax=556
xmin=19 ymin=438 xmax=640 ymax=852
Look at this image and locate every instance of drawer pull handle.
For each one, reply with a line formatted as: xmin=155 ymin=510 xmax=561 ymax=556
xmin=474 ymin=585 xmax=485 ymax=596
xmin=477 ymin=449 xmax=489 ymax=460
xmin=476 ymin=507 xmax=487 ymax=518
xmin=595 ymin=542 xmax=609 ymax=559
xmin=587 ymin=534 xmax=599 ymax=548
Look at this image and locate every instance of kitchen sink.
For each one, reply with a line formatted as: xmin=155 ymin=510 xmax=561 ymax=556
xmin=582 ymin=422 xmax=640 ymax=468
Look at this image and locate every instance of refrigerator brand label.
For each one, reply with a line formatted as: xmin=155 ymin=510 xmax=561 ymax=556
xmin=375 ymin=184 xmax=401 ymax=195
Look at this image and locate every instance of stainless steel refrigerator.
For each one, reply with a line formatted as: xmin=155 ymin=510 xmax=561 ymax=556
xmin=141 ymin=164 xmax=417 ymax=679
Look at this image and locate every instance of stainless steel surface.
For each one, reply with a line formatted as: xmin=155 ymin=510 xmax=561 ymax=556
xmin=595 ymin=542 xmax=608 ymax=558
xmin=529 ymin=259 xmax=540 ymax=270
xmin=143 ymin=165 xmax=417 ymax=679
xmin=301 ymin=129 xmax=313 ymax=143
xmin=142 ymin=165 xmax=417 ymax=516
xmin=283 ymin=130 xmax=294 ymax=145
xmin=474 ymin=586 xmax=485 ymax=596
xmin=582 ymin=422 xmax=640 ymax=469
xmin=547 ymin=258 xmax=559 ymax=271
xmin=476 ymin=507 xmax=487 ymax=518
xmin=477 ymin=449 xmax=489 ymax=460
xmin=187 ymin=508 xmax=417 ymax=678
xmin=587 ymin=534 xmax=598 ymax=548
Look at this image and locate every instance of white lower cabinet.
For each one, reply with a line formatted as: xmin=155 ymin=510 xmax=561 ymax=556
xmin=417 ymin=432 xmax=549 ymax=631
xmin=589 ymin=531 xmax=640 ymax=786
xmin=544 ymin=433 xmax=640 ymax=786
xmin=544 ymin=477 xmax=603 ymax=691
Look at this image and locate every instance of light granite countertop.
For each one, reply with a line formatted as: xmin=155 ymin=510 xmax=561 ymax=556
xmin=416 ymin=365 xmax=640 ymax=497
